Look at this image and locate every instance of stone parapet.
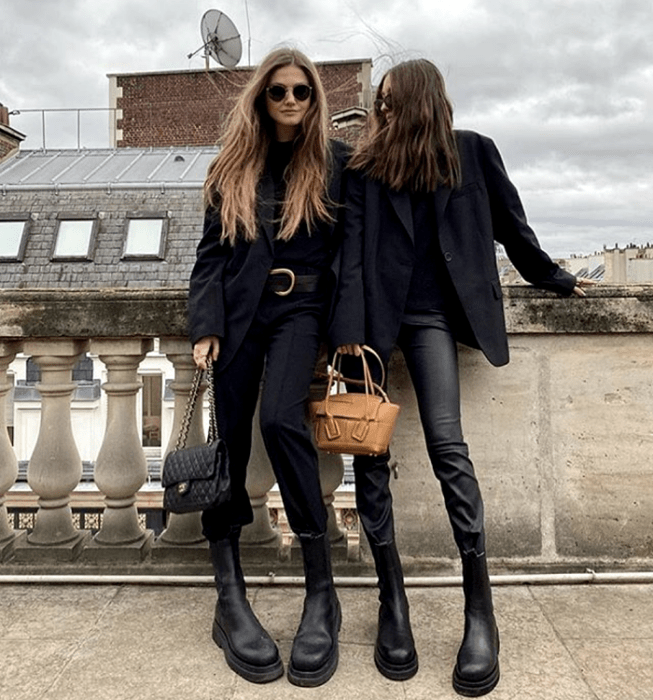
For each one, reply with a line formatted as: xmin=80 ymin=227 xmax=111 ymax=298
xmin=1 ymin=285 xmax=652 ymax=573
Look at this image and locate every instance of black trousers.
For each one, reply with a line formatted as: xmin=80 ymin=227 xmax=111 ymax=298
xmin=353 ymin=315 xmax=485 ymax=555
xmin=202 ymin=289 xmax=328 ymax=542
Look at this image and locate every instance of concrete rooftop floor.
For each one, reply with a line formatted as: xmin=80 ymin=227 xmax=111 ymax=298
xmin=1 ymin=581 xmax=652 ymax=700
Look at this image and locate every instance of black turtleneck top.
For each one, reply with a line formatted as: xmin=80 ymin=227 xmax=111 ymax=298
xmin=266 ymin=140 xmax=331 ymax=272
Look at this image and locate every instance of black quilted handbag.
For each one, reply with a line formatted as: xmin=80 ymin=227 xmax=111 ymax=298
xmin=162 ymin=362 xmax=231 ymax=514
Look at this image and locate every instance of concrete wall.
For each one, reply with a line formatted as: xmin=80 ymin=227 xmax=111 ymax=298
xmin=387 ymin=286 xmax=653 ymax=569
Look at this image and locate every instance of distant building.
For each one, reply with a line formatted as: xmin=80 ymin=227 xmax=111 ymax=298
xmin=108 ymin=59 xmax=373 ymax=148
xmin=498 ymin=244 xmax=653 ymax=286
xmin=0 ymin=146 xmax=213 ymax=472
xmin=0 ymin=104 xmax=25 ymax=162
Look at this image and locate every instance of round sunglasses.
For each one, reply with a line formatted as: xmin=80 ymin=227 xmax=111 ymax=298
xmin=266 ymin=84 xmax=313 ymax=103
xmin=374 ymin=93 xmax=393 ymax=112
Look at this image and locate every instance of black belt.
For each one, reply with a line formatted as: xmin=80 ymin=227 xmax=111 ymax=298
xmin=265 ymin=268 xmax=322 ymax=296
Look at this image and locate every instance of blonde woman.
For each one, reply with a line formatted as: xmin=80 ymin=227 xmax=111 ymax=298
xmin=188 ymin=48 xmax=362 ymax=687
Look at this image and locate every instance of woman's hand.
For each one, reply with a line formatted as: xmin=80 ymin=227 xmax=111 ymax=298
xmin=336 ymin=343 xmax=363 ymax=356
xmin=572 ymin=277 xmax=597 ymax=298
xmin=193 ymin=336 xmax=220 ymax=369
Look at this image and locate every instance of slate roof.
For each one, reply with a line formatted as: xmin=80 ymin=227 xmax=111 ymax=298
xmin=0 ymin=147 xmax=217 ymax=190
xmin=0 ymin=148 xmax=217 ymax=289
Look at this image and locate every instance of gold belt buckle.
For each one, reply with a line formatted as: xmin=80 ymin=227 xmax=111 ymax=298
xmin=269 ymin=268 xmax=296 ymax=296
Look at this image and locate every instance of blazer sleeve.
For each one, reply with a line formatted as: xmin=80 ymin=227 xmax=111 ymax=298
xmin=187 ymin=209 xmax=232 ymax=346
xmin=480 ymin=135 xmax=577 ymax=296
xmin=327 ymin=167 xmax=366 ymax=348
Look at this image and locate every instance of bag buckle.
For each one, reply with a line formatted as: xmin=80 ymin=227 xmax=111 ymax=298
xmin=325 ymin=416 xmax=341 ymax=440
xmin=352 ymin=419 xmax=370 ymax=442
xmin=269 ymin=268 xmax=296 ymax=296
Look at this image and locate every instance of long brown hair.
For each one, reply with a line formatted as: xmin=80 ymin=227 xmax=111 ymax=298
xmin=350 ymin=59 xmax=461 ymax=192
xmin=204 ymin=48 xmax=332 ymax=244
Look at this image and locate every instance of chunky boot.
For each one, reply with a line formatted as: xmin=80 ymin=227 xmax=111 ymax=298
xmin=209 ymin=532 xmax=283 ymax=683
xmin=287 ymin=533 xmax=341 ymax=687
xmin=370 ymin=541 xmax=418 ymax=680
xmin=452 ymin=551 xmax=500 ymax=696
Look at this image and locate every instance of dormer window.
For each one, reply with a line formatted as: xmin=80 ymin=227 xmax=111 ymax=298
xmin=122 ymin=213 xmax=168 ymax=260
xmin=52 ymin=216 xmax=98 ymax=260
xmin=0 ymin=217 xmax=29 ymax=261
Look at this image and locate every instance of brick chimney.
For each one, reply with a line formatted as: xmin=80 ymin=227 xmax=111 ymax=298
xmin=0 ymin=103 xmax=26 ymax=162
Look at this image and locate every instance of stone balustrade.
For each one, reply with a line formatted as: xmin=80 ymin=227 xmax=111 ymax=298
xmin=0 ymin=285 xmax=652 ymax=574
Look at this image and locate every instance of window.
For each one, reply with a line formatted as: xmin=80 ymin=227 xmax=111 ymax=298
xmin=72 ymin=354 xmax=94 ymax=382
xmin=25 ymin=357 xmax=40 ymax=384
xmin=141 ymin=374 xmax=162 ymax=447
xmin=123 ymin=216 xmax=167 ymax=259
xmin=6 ymin=373 xmax=14 ymax=445
xmin=0 ymin=219 xmax=28 ymax=260
xmin=52 ymin=217 xmax=97 ymax=260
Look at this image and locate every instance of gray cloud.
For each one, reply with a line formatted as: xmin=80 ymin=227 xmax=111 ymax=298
xmin=1 ymin=0 xmax=651 ymax=256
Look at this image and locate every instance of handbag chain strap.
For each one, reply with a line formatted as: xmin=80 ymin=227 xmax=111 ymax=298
xmin=175 ymin=362 xmax=218 ymax=450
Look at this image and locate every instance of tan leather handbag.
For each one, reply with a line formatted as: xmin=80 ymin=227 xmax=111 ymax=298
xmin=309 ymin=346 xmax=400 ymax=456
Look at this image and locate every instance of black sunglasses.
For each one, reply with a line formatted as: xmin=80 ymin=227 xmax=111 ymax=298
xmin=374 ymin=93 xmax=393 ymax=112
xmin=266 ymin=84 xmax=313 ymax=103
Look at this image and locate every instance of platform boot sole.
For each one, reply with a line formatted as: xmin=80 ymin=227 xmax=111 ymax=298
xmin=287 ymin=604 xmax=342 ymax=688
xmin=452 ymin=659 xmax=500 ymax=697
xmin=374 ymin=645 xmax=419 ymax=681
xmin=452 ymin=632 xmax=500 ymax=697
xmin=212 ymin=619 xmax=284 ymax=684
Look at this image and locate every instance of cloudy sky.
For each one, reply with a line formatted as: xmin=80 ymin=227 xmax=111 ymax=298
xmin=2 ymin=0 xmax=652 ymax=257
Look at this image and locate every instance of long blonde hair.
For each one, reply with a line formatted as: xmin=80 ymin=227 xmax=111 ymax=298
xmin=350 ymin=59 xmax=461 ymax=192
xmin=204 ymin=48 xmax=333 ymax=244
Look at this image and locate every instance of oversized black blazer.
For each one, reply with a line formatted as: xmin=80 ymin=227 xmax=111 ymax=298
xmin=344 ymin=129 xmax=577 ymax=368
xmin=188 ymin=139 xmax=364 ymax=373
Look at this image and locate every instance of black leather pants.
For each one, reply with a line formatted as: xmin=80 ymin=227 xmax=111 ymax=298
xmin=354 ymin=317 xmax=485 ymax=555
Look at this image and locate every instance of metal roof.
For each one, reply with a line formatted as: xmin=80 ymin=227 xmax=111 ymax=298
xmin=0 ymin=147 xmax=218 ymax=190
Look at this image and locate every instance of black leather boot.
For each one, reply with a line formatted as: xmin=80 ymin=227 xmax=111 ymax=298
xmin=209 ymin=531 xmax=283 ymax=683
xmin=287 ymin=533 xmax=341 ymax=687
xmin=370 ymin=540 xmax=418 ymax=680
xmin=452 ymin=550 xmax=500 ymax=696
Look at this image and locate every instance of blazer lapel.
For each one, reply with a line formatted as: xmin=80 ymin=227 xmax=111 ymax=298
xmin=386 ymin=188 xmax=414 ymax=243
xmin=432 ymin=185 xmax=452 ymax=224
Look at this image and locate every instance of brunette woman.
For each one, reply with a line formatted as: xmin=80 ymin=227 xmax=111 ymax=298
xmin=344 ymin=59 xmax=593 ymax=695
xmin=188 ymin=48 xmax=362 ymax=687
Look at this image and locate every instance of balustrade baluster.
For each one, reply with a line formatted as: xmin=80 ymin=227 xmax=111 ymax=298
xmin=309 ymin=370 xmax=347 ymax=556
xmin=318 ymin=451 xmax=346 ymax=546
xmin=0 ymin=342 xmax=23 ymax=559
xmin=15 ymin=340 xmax=89 ymax=561
xmin=240 ymin=398 xmax=283 ymax=555
xmin=87 ymin=339 xmax=153 ymax=560
xmin=154 ymin=340 xmax=206 ymax=558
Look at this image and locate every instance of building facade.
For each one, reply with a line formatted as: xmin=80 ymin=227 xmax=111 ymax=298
xmin=108 ymin=59 xmax=373 ymax=148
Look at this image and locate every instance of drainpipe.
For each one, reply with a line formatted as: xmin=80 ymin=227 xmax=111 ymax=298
xmin=1 ymin=570 xmax=653 ymax=587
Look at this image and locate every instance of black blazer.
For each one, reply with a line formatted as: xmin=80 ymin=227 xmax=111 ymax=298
xmin=344 ymin=130 xmax=577 ymax=367
xmin=188 ymin=139 xmax=364 ymax=372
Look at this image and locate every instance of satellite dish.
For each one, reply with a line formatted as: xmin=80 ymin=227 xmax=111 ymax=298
xmin=200 ymin=9 xmax=242 ymax=68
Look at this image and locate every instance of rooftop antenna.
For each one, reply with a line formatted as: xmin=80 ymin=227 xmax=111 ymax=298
xmin=187 ymin=9 xmax=243 ymax=68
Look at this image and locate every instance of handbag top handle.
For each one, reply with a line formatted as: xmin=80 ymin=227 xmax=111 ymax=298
xmin=329 ymin=345 xmax=387 ymax=392
xmin=325 ymin=346 xmax=391 ymax=418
